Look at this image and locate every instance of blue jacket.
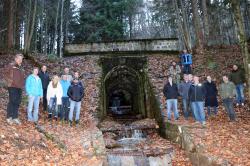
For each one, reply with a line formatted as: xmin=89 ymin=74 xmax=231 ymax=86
xmin=60 ymin=80 xmax=71 ymax=97
xmin=25 ymin=75 xmax=43 ymax=96
xmin=180 ymin=53 xmax=192 ymax=65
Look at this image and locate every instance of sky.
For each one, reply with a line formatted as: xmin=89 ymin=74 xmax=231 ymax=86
xmin=72 ymin=0 xmax=81 ymax=9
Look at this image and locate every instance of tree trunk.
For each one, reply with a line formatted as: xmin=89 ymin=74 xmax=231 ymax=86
xmin=201 ymin=0 xmax=209 ymax=46
xmin=230 ymin=0 xmax=250 ymax=99
xmin=179 ymin=0 xmax=192 ymax=51
xmin=191 ymin=0 xmax=203 ymax=51
xmin=7 ymin=0 xmax=14 ymax=49
xmin=53 ymin=0 xmax=61 ymax=55
xmin=59 ymin=0 xmax=64 ymax=58
xmin=15 ymin=0 xmax=21 ymax=50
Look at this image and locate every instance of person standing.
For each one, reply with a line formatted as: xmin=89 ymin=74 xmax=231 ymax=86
xmin=178 ymin=74 xmax=192 ymax=119
xmin=168 ymin=61 xmax=181 ymax=84
xmin=180 ymin=50 xmax=192 ymax=74
xmin=67 ymin=78 xmax=85 ymax=126
xmin=204 ymin=76 xmax=218 ymax=116
xmin=25 ymin=67 xmax=43 ymax=123
xmin=5 ymin=54 xmax=25 ymax=125
xmin=188 ymin=75 xmax=206 ymax=126
xmin=38 ymin=65 xmax=50 ymax=111
xmin=60 ymin=75 xmax=71 ymax=121
xmin=63 ymin=67 xmax=73 ymax=82
xmin=219 ymin=75 xmax=236 ymax=121
xmin=47 ymin=75 xmax=63 ymax=120
xmin=163 ymin=77 xmax=179 ymax=121
xmin=229 ymin=65 xmax=246 ymax=106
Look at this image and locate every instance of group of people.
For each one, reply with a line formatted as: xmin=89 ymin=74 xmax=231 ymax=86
xmin=163 ymin=50 xmax=246 ymax=126
xmin=5 ymin=54 xmax=85 ymax=126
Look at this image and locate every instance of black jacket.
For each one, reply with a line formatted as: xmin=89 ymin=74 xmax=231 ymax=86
xmin=38 ymin=71 xmax=50 ymax=89
xmin=67 ymin=82 xmax=84 ymax=102
xmin=204 ymin=81 xmax=218 ymax=107
xmin=188 ymin=83 xmax=206 ymax=102
xmin=163 ymin=82 xmax=178 ymax=99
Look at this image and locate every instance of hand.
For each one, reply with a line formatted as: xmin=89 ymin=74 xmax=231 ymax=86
xmin=243 ymin=83 xmax=247 ymax=87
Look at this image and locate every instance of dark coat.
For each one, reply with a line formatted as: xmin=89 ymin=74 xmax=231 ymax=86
xmin=163 ymin=82 xmax=178 ymax=99
xmin=67 ymin=82 xmax=84 ymax=102
xmin=38 ymin=71 xmax=50 ymax=89
xmin=204 ymin=81 xmax=218 ymax=107
xmin=188 ymin=83 xmax=206 ymax=102
xmin=229 ymin=69 xmax=245 ymax=85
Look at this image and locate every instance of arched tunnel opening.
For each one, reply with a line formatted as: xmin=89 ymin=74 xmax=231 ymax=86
xmin=99 ymin=55 xmax=163 ymax=123
xmin=105 ymin=66 xmax=141 ymax=117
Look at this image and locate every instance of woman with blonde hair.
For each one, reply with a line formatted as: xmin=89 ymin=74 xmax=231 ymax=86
xmin=47 ymin=75 xmax=63 ymax=120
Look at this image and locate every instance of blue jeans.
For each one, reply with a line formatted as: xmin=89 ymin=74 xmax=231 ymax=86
xmin=235 ymin=84 xmax=245 ymax=104
xmin=166 ymin=99 xmax=179 ymax=120
xmin=48 ymin=97 xmax=58 ymax=117
xmin=69 ymin=100 xmax=81 ymax=121
xmin=27 ymin=96 xmax=40 ymax=122
xmin=207 ymin=106 xmax=217 ymax=116
xmin=182 ymin=99 xmax=189 ymax=119
xmin=223 ymin=98 xmax=236 ymax=121
xmin=61 ymin=97 xmax=70 ymax=120
xmin=191 ymin=102 xmax=205 ymax=123
xmin=183 ymin=64 xmax=191 ymax=74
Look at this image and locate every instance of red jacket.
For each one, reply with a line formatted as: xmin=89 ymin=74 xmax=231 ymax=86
xmin=5 ymin=63 xmax=25 ymax=89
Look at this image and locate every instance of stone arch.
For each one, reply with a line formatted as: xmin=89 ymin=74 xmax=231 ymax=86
xmin=102 ymin=65 xmax=146 ymax=117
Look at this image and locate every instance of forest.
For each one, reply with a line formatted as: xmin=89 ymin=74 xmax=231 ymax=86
xmin=1 ymin=0 xmax=250 ymax=53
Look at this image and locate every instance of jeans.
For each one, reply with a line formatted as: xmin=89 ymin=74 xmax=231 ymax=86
xmin=183 ymin=64 xmax=191 ymax=74
xmin=61 ymin=97 xmax=70 ymax=120
xmin=207 ymin=106 xmax=217 ymax=116
xmin=235 ymin=84 xmax=245 ymax=104
xmin=48 ymin=97 xmax=58 ymax=117
xmin=223 ymin=98 xmax=236 ymax=121
xmin=191 ymin=102 xmax=205 ymax=123
xmin=27 ymin=96 xmax=40 ymax=122
xmin=166 ymin=99 xmax=179 ymax=120
xmin=42 ymin=88 xmax=48 ymax=111
xmin=182 ymin=99 xmax=189 ymax=119
xmin=7 ymin=87 xmax=22 ymax=119
xmin=69 ymin=100 xmax=81 ymax=121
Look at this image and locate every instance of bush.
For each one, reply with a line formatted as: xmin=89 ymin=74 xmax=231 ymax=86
xmin=47 ymin=54 xmax=59 ymax=62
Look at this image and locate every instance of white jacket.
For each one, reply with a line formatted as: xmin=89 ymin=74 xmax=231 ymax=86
xmin=47 ymin=81 xmax=63 ymax=105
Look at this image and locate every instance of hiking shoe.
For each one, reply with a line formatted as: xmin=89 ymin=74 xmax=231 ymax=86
xmin=236 ymin=103 xmax=239 ymax=107
xmin=12 ymin=119 xmax=21 ymax=125
xmin=241 ymin=103 xmax=245 ymax=106
xmin=6 ymin=118 xmax=13 ymax=125
xmin=69 ymin=121 xmax=73 ymax=127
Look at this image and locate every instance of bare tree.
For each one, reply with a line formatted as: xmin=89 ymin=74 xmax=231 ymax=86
xmin=201 ymin=0 xmax=209 ymax=45
xmin=191 ymin=0 xmax=203 ymax=51
xmin=59 ymin=0 xmax=64 ymax=58
xmin=7 ymin=0 xmax=14 ymax=49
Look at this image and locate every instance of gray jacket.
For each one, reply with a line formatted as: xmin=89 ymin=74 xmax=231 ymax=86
xmin=178 ymin=81 xmax=191 ymax=99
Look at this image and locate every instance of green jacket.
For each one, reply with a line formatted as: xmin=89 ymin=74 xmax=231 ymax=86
xmin=229 ymin=69 xmax=245 ymax=85
xmin=219 ymin=81 xmax=236 ymax=99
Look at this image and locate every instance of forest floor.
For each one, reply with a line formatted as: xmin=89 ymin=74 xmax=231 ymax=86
xmin=0 ymin=45 xmax=250 ymax=165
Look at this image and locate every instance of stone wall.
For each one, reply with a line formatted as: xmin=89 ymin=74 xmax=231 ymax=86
xmin=65 ymin=39 xmax=179 ymax=54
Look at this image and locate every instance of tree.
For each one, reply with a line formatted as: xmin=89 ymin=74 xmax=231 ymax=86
xmin=230 ymin=0 xmax=250 ymax=98
xmin=191 ymin=0 xmax=203 ymax=51
xmin=24 ymin=0 xmax=37 ymax=55
xmin=7 ymin=0 xmax=14 ymax=49
xmin=201 ymin=0 xmax=209 ymax=45
xmin=59 ymin=0 xmax=64 ymax=58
